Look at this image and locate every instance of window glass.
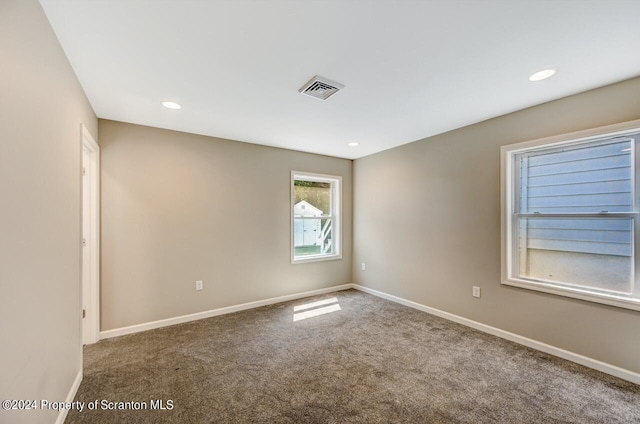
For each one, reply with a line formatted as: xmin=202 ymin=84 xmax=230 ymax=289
xmin=502 ymin=128 xmax=640 ymax=310
xmin=292 ymin=173 xmax=341 ymax=262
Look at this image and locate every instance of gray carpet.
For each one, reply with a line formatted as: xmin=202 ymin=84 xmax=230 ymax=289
xmin=66 ymin=289 xmax=639 ymax=423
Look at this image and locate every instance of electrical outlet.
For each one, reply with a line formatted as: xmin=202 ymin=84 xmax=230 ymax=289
xmin=361 ymin=263 xmax=366 ymax=271
xmin=472 ymin=286 xmax=481 ymax=298
xmin=196 ymin=280 xmax=204 ymax=291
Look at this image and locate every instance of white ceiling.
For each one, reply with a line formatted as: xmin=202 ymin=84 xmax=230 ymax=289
xmin=39 ymin=0 xmax=640 ymax=159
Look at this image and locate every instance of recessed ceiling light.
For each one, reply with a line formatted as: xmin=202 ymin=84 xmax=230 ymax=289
xmin=529 ymin=69 xmax=556 ymax=82
xmin=162 ymin=101 xmax=182 ymax=109
xmin=348 ymin=142 xmax=359 ymax=147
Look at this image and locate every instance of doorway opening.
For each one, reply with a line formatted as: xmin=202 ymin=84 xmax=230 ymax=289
xmin=82 ymin=124 xmax=100 ymax=344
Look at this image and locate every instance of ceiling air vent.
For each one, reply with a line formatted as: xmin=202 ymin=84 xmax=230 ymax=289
xmin=299 ymin=76 xmax=344 ymax=100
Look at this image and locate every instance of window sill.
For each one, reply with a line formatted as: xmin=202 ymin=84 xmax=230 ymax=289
xmin=292 ymin=253 xmax=342 ymax=265
xmin=502 ymin=277 xmax=640 ymax=312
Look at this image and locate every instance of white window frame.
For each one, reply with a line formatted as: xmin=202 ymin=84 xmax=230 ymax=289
xmin=501 ymin=119 xmax=640 ymax=311
xmin=291 ymin=171 xmax=342 ymax=264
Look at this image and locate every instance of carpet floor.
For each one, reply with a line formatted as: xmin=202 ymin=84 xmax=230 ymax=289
xmin=66 ymin=289 xmax=639 ymax=423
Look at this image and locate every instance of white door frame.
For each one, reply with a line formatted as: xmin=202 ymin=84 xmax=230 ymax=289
xmin=82 ymin=124 xmax=100 ymax=344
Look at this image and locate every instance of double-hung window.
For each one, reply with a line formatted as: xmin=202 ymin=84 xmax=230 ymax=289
xmin=291 ymin=171 xmax=341 ymax=263
xmin=501 ymin=122 xmax=640 ymax=310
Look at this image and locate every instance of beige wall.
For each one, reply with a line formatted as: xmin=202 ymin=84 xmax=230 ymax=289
xmin=0 ymin=1 xmax=98 ymax=423
xmin=353 ymin=77 xmax=640 ymax=373
xmin=99 ymin=120 xmax=352 ymax=330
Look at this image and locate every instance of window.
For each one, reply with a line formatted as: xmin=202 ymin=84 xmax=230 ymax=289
xmin=501 ymin=122 xmax=640 ymax=311
xmin=291 ymin=172 xmax=341 ymax=263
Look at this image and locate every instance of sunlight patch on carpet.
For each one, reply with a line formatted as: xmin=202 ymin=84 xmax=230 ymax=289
xmin=294 ymin=297 xmax=339 ymax=312
xmin=293 ymin=303 xmax=341 ymax=321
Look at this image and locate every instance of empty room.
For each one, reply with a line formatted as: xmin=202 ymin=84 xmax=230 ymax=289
xmin=1 ymin=0 xmax=640 ymax=423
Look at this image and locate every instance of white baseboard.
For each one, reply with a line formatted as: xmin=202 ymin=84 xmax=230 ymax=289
xmin=55 ymin=369 xmax=82 ymax=424
xmin=352 ymin=284 xmax=640 ymax=385
xmin=100 ymin=284 xmax=353 ymax=339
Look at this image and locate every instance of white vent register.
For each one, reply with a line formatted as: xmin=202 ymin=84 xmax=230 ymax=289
xmin=299 ymin=76 xmax=344 ymax=100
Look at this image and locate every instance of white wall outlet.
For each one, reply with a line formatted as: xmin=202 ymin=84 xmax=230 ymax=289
xmin=473 ymin=286 xmax=481 ymax=298
xmin=196 ymin=280 xmax=204 ymax=291
xmin=361 ymin=263 xmax=366 ymax=271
